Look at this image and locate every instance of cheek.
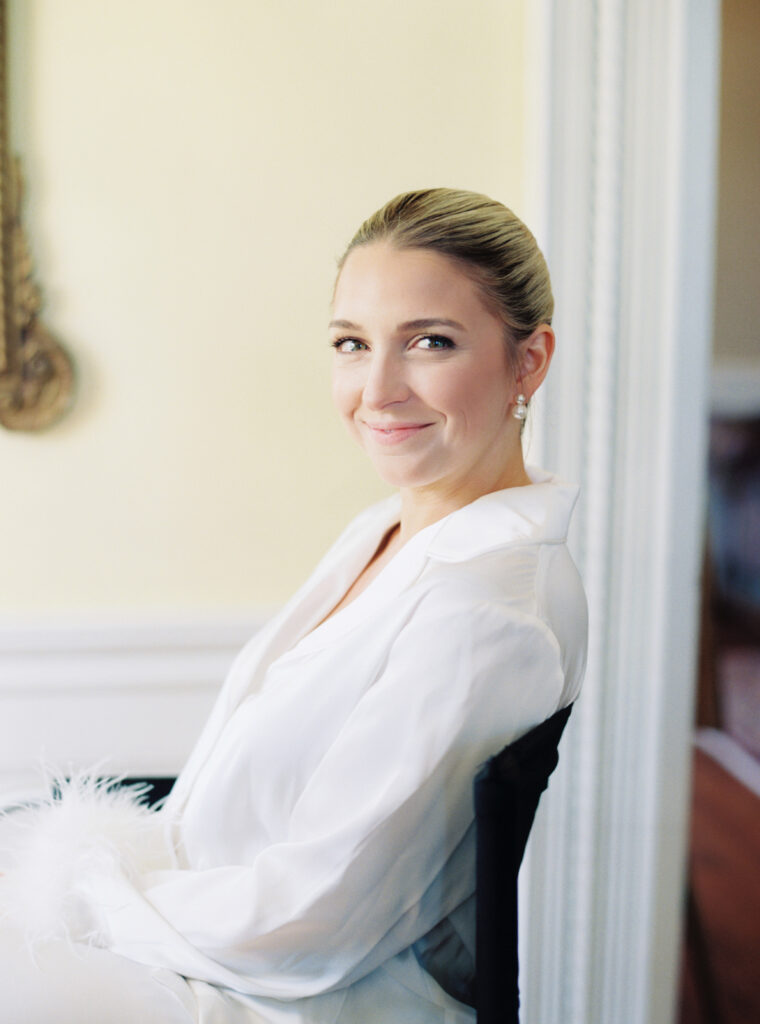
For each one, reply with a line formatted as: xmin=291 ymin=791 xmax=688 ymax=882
xmin=435 ymin=365 xmax=512 ymax=424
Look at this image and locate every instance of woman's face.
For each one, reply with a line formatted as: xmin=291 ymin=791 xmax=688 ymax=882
xmin=330 ymin=242 xmax=522 ymax=499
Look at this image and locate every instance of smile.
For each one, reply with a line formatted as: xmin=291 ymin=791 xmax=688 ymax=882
xmin=364 ymin=423 xmax=433 ymax=445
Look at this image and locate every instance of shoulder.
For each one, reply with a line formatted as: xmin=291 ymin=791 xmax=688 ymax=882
xmin=421 ymin=534 xmax=585 ymax=629
xmin=401 ymin=566 xmax=563 ymax=664
xmin=382 ymin=574 xmax=570 ymax=731
xmin=412 ymin=544 xmax=587 ymax=707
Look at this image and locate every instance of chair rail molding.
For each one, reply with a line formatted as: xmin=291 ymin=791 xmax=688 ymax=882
xmin=520 ymin=2 xmax=720 ymax=1024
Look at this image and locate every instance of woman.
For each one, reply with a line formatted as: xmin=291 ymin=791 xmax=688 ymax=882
xmin=0 ymin=188 xmax=587 ymax=1023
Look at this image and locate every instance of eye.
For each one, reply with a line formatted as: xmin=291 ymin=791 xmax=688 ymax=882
xmin=415 ymin=334 xmax=455 ymax=350
xmin=331 ymin=337 xmax=367 ymax=353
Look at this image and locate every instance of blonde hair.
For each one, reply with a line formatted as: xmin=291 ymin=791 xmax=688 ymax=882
xmin=338 ymin=187 xmax=554 ymax=367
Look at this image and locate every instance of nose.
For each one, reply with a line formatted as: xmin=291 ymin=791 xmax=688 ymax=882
xmin=361 ymin=350 xmax=411 ymax=410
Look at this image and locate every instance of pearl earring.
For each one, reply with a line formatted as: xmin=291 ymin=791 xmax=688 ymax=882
xmin=513 ymin=393 xmax=528 ymax=421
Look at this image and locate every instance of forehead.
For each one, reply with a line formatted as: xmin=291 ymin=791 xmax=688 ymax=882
xmin=333 ymin=243 xmax=495 ymax=325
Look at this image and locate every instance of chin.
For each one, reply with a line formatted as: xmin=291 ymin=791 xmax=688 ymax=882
xmin=367 ymin=457 xmax=446 ymax=491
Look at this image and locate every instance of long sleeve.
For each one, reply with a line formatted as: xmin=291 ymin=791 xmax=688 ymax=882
xmin=81 ymin=590 xmax=566 ymax=1000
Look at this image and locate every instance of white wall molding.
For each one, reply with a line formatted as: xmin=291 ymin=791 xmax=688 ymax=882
xmin=520 ymin=3 xmax=721 ymax=1023
xmin=0 ymin=616 xmax=265 ymax=798
xmin=711 ymin=360 xmax=760 ymax=418
xmin=0 ymin=617 xmax=263 ymax=692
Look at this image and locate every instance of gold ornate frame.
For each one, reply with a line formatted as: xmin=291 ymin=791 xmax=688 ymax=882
xmin=0 ymin=0 xmax=74 ymax=430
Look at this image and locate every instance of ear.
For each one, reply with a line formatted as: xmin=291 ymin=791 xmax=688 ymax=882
xmin=517 ymin=324 xmax=555 ymax=399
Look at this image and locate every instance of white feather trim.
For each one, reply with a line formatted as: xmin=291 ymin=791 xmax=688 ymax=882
xmin=0 ymin=769 xmax=174 ymax=948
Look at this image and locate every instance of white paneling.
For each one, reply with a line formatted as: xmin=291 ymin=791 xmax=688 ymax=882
xmin=0 ymin=617 xmax=262 ymax=800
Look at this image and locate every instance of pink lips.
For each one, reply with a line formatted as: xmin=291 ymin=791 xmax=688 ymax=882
xmin=364 ymin=422 xmax=432 ymax=445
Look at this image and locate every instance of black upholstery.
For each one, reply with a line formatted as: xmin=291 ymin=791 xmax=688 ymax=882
xmin=120 ymin=776 xmax=176 ymax=807
xmin=474 ymin=703 xmax=573 ymax=1024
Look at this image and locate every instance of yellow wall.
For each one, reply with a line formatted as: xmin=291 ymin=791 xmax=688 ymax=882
xmin=3 ymin=0 xmax=528 ymax=615
xmin=712 ymin=0 xmax=760 ymax=365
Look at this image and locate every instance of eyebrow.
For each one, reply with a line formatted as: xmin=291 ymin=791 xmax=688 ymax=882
xmin=328 ymin=317 xmax=466 ymax=331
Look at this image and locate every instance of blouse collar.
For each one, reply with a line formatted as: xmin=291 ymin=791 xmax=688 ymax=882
xmin=276 ymin=467 xmax=579 ymax=660
xmin=367 ymin=465 xmax=579 ymax=564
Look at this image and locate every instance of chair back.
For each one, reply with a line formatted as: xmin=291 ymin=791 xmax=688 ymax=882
xmin=474 ymin=703 xmax=573 ymax=1024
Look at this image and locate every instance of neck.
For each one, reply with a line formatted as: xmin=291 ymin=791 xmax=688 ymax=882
xmin=396 ymin=449 xmax=531 ymax=543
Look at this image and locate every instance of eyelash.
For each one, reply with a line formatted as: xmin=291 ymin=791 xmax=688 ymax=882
xmin=330 ymin=334 xmax=455 ymax=353
xmin=330 ymin=337 xmax=365 ymax=353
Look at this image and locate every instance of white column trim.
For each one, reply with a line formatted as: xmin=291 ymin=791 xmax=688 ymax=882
xmin=519 ymin=3 xmax=721 ymax=1023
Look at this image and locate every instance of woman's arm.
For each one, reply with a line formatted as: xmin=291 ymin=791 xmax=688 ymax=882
xmin=76 ymin=591 xmax=566 ymax=999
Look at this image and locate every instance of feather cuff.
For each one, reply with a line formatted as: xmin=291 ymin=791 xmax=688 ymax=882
xmin=0 ymin=770 xmax=173 ymax=947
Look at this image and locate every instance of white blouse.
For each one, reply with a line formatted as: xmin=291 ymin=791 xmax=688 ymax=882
xmin=79 ymin=467 xmax=588 ymax=1023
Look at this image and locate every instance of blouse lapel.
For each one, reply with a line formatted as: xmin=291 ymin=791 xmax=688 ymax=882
xmin=166 ymin=472 xmax=578 ymax=822
xmin=163 ymin=497 xmax=406 ymax=819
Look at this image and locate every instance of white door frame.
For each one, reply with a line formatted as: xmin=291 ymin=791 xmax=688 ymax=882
xmin=520 ymin=2 xmax=721 ymax=1022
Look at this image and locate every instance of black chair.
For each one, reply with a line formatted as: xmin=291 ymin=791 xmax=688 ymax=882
xmin=122 ymin=776 xmax=176 ymax=807
xmin=474 ymin=703 xmax=573 ymax=1024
